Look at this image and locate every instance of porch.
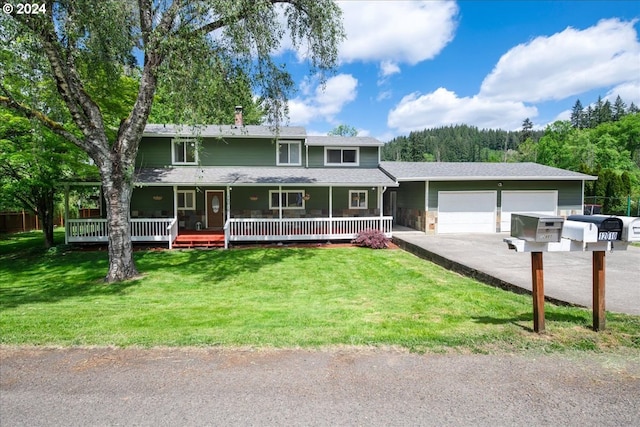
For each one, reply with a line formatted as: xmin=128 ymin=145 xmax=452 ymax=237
xmin=66 ymin=216 xmax=394 ymax=249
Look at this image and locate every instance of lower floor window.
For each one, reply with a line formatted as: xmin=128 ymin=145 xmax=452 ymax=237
xmin=177 ymin=190 xmax=196 ymax=210
xmin=349 ymin=190 xmax=368 ymax=209
xmin=269 ymin=190 xmax=305 ymax=209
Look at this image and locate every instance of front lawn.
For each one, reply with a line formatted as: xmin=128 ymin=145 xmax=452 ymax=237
xmin=1 ymin=230 xmax=638 ymax=353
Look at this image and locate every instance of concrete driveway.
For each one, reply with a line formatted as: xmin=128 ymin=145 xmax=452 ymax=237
xmin=393 ymin=230 xmax=640 ymax=315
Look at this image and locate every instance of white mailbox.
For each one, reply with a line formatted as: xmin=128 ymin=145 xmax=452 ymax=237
xmin=561 ymin=220 xmax=598 ymax=243
xmin=594 ymin=215 xmax=640 ymax=242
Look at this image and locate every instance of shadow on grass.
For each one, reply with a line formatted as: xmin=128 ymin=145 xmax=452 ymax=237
xmin=472 ymin=311 xmax=590 ymax=330
xmin=134 ymin=246 xmax=317 ymax=283
xmin=1 ymin=242 xmax=320 ymax=310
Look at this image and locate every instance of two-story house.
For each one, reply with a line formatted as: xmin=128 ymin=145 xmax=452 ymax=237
xmin=66 ymin=110 xmax=397 ymax=248
xmin=64 ymin=109 xmax=596 ymax=248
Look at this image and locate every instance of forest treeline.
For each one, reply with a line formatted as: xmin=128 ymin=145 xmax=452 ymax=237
xmin=381 ymin=95 xmax=640 ymax=215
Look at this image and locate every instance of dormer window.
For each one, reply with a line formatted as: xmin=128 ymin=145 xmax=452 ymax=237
xmin=172 ymin=138 xmax=198 ymax=165
xmin=277 ymin=141 xmax=301 ymax=166
xmin=325 ymin=147 xmax=359 ymax=166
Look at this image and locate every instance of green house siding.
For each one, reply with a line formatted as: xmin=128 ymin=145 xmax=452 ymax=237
xmin=307 ymin=146 xmax=379 ymax=168
xmin=137 ymin=137 xmax=306 ymax=167
xmin=392 ymin=181 xmax=426 ymax=231
xmin=131 ymin=186 xmax=174 ymax=217
xmin=136 ymin=137 xmax=172 ymax=167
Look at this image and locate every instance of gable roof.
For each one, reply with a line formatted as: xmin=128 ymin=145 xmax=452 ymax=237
xmin=305 ymin=135 xmax=384 ymax=147
xmin=380 ymin=162 xmax=597 ymax=181
xmin=143 ymin=124 xmax=306 ymax=139
xmin=135 ymin=166 xmax=398 ymax=187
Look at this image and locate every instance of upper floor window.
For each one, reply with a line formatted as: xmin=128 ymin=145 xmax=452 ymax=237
xmin=172 ymin=138 xmax=198 ymax=165
xmin=325 ymin=147 xmax=359 ymax=166
xmin=277 ymin=141 xmax=301 ymax=166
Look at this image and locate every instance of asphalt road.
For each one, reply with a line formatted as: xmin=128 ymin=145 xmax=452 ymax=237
xmin=1 ymin=346 xmax=639 ymax=426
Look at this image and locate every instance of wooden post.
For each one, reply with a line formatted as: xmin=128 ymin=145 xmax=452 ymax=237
xmin=592 ymin=251 xmax=606 ymax=331
xmin=531 ymin=252 xmax=545 ymax=333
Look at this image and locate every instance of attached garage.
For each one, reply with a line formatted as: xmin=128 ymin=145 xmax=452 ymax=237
xmin=500 ymin=190 xmax=558 ymax=232
xmin=438 ymin=191 xmax=496 ymax=234
xmin=379 ymin=162 xmax=596 ymax=234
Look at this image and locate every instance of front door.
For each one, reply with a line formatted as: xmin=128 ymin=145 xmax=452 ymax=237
xmin=206 ymin=191 xmax=225 ymax=229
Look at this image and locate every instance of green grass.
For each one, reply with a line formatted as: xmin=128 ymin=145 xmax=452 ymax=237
xmin=1 ymin=229 xmax=639 ymax=353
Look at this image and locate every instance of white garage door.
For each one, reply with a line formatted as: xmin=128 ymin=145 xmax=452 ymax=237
xmin=438 ymin=191 xmax=497 ymax=234
xmin=500 ymin=190 xmax=558 ymax=232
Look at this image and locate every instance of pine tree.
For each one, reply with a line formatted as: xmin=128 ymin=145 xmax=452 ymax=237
xmin=612 ymin=95 xmax=627 ymax=121
xmin=570 ymin=99 xmax=584 ymax=128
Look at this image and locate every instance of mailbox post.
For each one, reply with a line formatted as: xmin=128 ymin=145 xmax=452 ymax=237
xmin=566 ymin=215 xmax=624 ymax=331
xmin=509 ymin=213 xmax=565 ymax=333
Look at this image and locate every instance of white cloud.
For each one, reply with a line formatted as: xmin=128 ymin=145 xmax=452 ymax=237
xmin=288 ymin=74 xmax=358 ymax=125
xmin=480 ymin=19 xmax=640 ymax=103
xmin=387 ymin=88 xmax=538 ymax=132
xmin=337 ymin=0 xmax=458 ymax=65
xmin=380 ymin=61 xmax=401 ymax=78
xmin=604 ymin=80 xmax=640 ymax=106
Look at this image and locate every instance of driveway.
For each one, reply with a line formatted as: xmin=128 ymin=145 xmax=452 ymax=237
xmin=393 ymin=230 xmax=640 ymax=315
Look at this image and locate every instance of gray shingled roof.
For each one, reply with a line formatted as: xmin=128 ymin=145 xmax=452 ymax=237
xmin=135 ymin=166 xmax=398 ymax=186
xmin=305 ymin=135 xmax=383 ymax=147
xmin=144 ymin=124 xmax=306 ymax=139
xmin=379 ymin=162 xmax=597 ymax=181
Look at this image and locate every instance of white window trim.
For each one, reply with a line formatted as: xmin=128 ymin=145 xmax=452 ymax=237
xmin=269 ymin=190 xmax=306 ymax=210
xmin=324 ymin=147 xmax=359 ymax=166
xmin=276 ymin=141 xmax=302 ymax=166
xmin=349 ymin=190 xmax=368 ymax=209
xmin=177 ymin=190 xmax=196 ymax=210
xmin=171 ymin=138 xmax=199 ymax=165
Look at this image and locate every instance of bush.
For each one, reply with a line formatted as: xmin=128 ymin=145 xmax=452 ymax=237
xmin=351 ymin=228 xmax=389 ymax=249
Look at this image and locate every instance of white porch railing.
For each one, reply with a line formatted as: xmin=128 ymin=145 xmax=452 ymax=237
xmin=227 ymin=216 xmax=393 ymax=242
xmin=66 ymin=218 xmax=178 ymax=246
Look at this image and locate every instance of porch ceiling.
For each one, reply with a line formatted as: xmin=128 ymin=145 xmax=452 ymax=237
xmin=134 ymin=166 xmax=398 ymax=187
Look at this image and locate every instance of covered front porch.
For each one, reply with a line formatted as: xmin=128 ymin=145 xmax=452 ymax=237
xmin=64 ymin=166 xmax=398 ymax=248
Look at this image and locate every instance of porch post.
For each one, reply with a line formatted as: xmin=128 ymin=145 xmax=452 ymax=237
xmin=226 ymin=185 xmax=231 ymax=222
xmin=64 ymin=184 xmax=69 ymax=244
xmin=173 ymin=185 xmax=178 ymax=221
xmin=329 ymin=185 xmax=333 ymax=235
xmin=278 ymin=185 xmax=283 ymax=236
xmin=378 ymin=186 xmax=383 ymax=232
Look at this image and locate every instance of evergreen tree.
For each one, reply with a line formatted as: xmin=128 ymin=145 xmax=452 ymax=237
xmin=570 ymin=99 xmax=584 ymax=128
xmin=521 ymin=118 xmax=533 ymax=142
xmin=612 ymin=95 xmax=627 ymax=121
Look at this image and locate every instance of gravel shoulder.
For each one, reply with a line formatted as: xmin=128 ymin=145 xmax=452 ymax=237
xmin=2 ymin=346 xmax=639 ymax=426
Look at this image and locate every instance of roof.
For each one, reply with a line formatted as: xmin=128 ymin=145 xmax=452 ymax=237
xmin=143 ymin=124 xmax=306 ymax=139
xmin=135 ymin=166 xmax=398 ymax=187
xmin=379 ymin=162 xmax=597 ymax=181
xmin=305 ymin=135 xmax=384 ymax=147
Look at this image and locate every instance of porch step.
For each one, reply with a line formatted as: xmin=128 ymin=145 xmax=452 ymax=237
xmin=172 ymin=232 xmax=225 ymax=249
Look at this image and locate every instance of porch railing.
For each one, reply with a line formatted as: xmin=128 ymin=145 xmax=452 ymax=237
xmin=227 ymin=216 xmax=393 ymax=242
xmin=66 ymin=218 xmax=177 ymax=245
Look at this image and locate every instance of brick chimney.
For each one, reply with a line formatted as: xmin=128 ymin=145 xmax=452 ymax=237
xmin=234 ymin=106 xmax=243 ymax=128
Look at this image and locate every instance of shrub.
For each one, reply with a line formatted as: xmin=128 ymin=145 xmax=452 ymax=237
xmin=351 ymin=228 xmax=389 ymax=249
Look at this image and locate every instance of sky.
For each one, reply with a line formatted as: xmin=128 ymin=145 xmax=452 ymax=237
xmin=275 ymin=0 xmax=640 ymax=141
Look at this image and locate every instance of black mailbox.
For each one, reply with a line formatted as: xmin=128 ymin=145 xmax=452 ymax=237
xmin=567 ymin=215 xmax=623 ymax=241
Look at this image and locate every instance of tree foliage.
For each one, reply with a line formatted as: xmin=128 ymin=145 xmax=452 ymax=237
xmin=328 ymin=124 xmax=358 ymax=137
xmin=1 ymin=0 xmax=344 ymax=282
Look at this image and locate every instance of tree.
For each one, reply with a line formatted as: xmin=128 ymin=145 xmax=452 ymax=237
xmin=0 ymin=110 xmax=95 ymax=248
xmin=1 ymin=0 xmax=344 ymax=282
xmin=520 ymin=118 xmax=533 ymax=143
xmin=570 ymin=100 xmax=584 ymax=129
xmin=328 ymin=124 xmax=358 ymax=137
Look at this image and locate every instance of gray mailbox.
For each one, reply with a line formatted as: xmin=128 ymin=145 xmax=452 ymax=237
xmin=511 ymin=213 xmax=564 ymax=243
xmin=567 ymin=215 xmax=623 ymax=241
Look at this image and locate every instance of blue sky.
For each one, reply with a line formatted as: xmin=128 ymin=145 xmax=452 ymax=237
xmin=276 ymin=1 xmax=640 ymax=141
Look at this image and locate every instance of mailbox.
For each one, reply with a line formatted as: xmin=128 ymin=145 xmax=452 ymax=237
xmin=510 ymin=213 xmax=564 ymax=243
xmin=594 ymin=215 xmax=640 ymax=242
xmin=566 ymin=215 xmax=623 ymax=241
